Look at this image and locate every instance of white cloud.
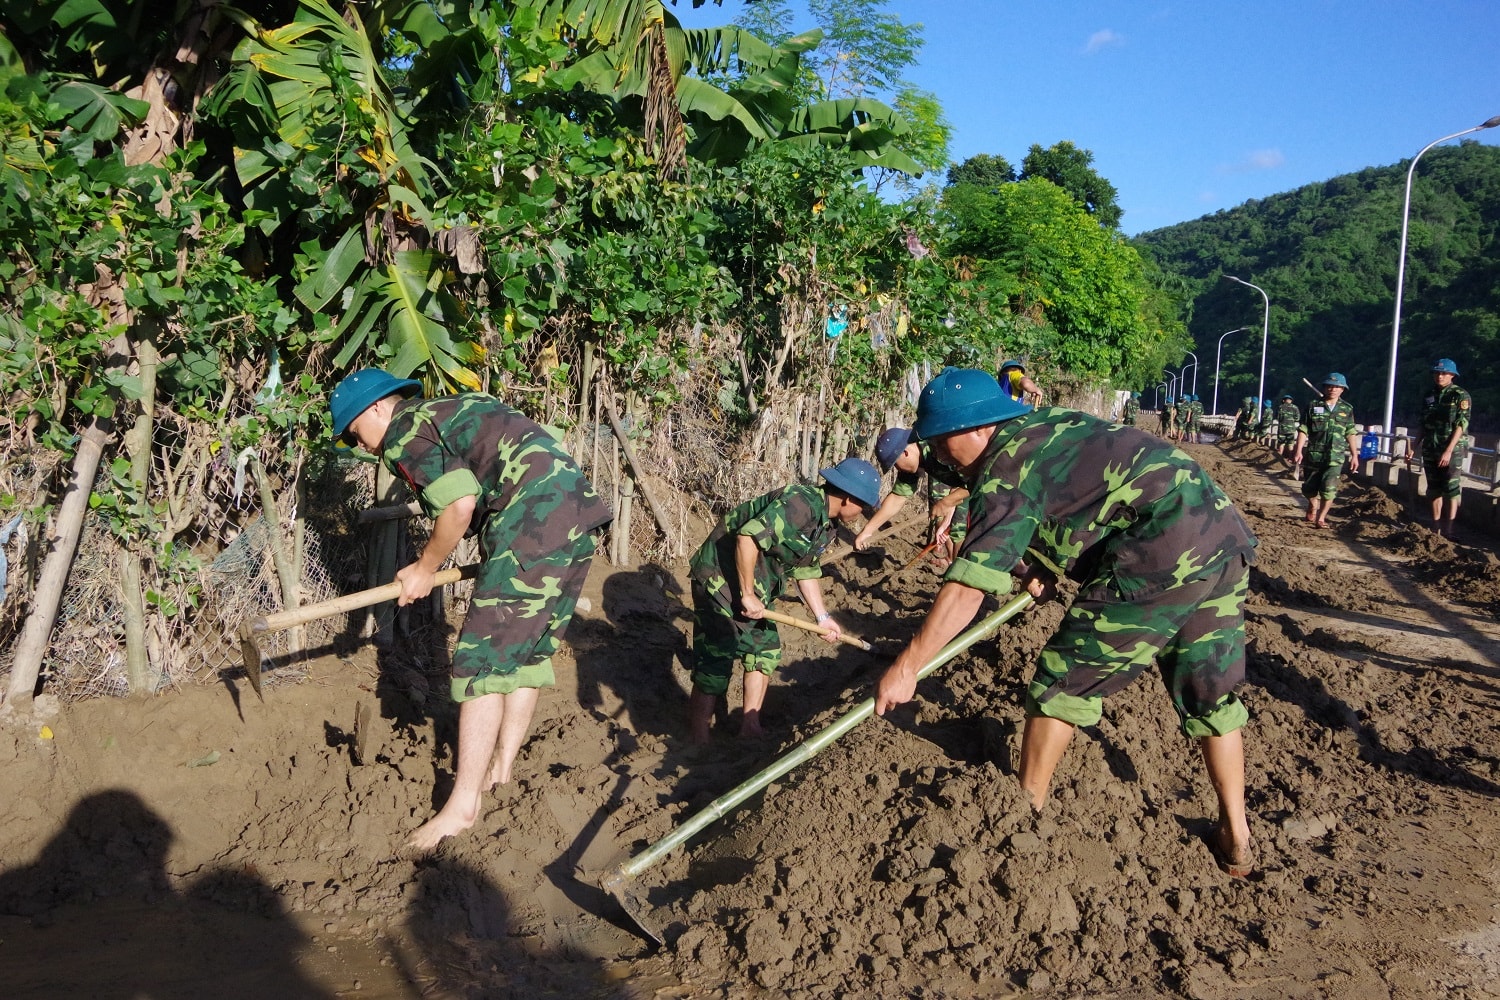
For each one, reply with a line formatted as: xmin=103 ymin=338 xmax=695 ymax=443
xmin=1083 ymin=29 xmax=1124 ymax=54
xmin=1217 ymin=149 xmax=1286 ymax=174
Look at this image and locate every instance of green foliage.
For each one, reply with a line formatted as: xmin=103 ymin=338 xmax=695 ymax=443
xmin=946 ymin=178 xmax=1177 ymax=382
xmin=1134 ymin=143 xmax=1500 ymax=424
xmin=947 ymin=153 xmax=1015 ymax=190
xmin=1019 ymin=140 xmax=1122 ymax=231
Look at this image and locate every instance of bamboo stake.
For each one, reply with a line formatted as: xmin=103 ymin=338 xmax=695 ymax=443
xmin=603 ymin=394 xmax=677 ymax=557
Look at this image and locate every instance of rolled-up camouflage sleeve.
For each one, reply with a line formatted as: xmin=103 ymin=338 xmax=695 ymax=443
xmin=945 ymin=473 xmax=1037 ymax=597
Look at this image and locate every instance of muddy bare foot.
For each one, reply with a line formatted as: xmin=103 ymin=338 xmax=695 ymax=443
xmin=1209 ymin=823 xmax=1255 ymax=877
xmin=404 ymin=804 xmax=479 ymax=853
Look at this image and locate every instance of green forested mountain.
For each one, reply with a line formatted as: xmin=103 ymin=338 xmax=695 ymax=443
xmin=1133 ymin=143 xmax=1500 ymax=430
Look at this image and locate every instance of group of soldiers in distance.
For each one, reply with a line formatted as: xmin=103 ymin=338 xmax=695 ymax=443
xmin=1120 ymin=359 xmax=1476 ymax=538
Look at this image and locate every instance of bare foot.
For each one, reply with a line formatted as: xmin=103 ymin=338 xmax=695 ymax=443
xmin=404 ymin=802 xmax=479 ymax=853
xmin=1210 ymin=823 xmax=1254 ymax=877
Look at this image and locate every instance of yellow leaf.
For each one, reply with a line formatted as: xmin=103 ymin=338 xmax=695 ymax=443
xmin=39 ymin=726 xmax=53 ymax=740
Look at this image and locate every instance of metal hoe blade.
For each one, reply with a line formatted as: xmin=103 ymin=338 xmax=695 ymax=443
xmin=239 ymin=619 xmax=265 ymax=701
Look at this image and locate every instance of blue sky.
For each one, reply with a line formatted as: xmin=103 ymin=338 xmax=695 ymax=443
xmin=673 ymin=1 xmax=1500 ymax=235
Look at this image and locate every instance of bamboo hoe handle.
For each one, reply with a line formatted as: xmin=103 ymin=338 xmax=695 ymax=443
xmin=760 ymin=609 xmax=873 ymax=651
xmin=248 ymin=565 xmax=479 ymax=635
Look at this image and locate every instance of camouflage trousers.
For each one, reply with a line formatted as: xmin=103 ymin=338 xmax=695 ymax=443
xmin=1422 ymin=454 xmax=1464 ymax=500
xmin=1026 ymin=555 xmax=1250 ymax=738
xmin=450 ymin=517 xmax=597 ymax=702
xmin=690 ymin=581 xmax=782 ymax=696
xmin=1300 ymin=459 xmax=1345 ymax=501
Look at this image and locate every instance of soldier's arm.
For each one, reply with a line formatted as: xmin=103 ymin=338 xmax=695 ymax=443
xmin=855 ymin=493 xmax=907 ymax=548
xmin=397 ymin=493 xmax=477 ymax=606
xmin=795 ymin=577 xmax=841 ymax=642
xmin=735 ymin=533 xmax=765 ymax=618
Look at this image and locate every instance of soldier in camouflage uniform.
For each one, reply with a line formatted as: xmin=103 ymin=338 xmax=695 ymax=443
xmin=1293 ymin=373 xmax=1359 ymax=528
xmin=1183 ymin=394 xmax=1202 ymax=443
xmin=875 ymin=368 xmax=1258 ymax=877
xmin=1122 ymin=392 xmax=1141 ymax=427
xmin=1408 ymin=358 xmax=1473 ymax=537
xmin=1233 ymin=397 xmax=1256 ymax=440
xmin=330 ymin=369 xmax=612 ymax=851
xmin=1274 ymin=393 xmax=1301 ymax=462
xmin=689 ymin=458 xmax=880 ymax=743
xmin=1257 ymin=401 xmax=1276 ymax=447
xmin=855 ymin=427 xmax=969 ymax=560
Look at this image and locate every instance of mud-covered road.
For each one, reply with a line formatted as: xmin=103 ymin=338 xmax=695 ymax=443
xmin=3 ymin=439 xmax=1500 ymax=999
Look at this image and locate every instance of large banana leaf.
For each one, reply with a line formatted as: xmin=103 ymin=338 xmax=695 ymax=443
xmin=331 ymin=251 xmax=483 ymax=392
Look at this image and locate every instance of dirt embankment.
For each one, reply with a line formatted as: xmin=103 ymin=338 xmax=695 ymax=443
xmin=3 ymin=438 xmax=1500 ymax=999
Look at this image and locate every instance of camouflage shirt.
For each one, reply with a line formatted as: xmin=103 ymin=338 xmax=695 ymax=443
xmin=689 ymin=484 xmax=833 ymax=609
xmin=383 ymin=395 xmax=612 ymax=568
xmin=892 ymin=441 xmax=967 ymax=500
xmin=1419 ymin=382 xmax=1473 ymax=460
xmin=1297 ymin=397 xmax=1357 ymax=464
xmin=1122 ymin=398 xmax=1140 ymax=425
xmin=946 ymin=408 xmax=1257 ymax=601
xmin=1275 ymin=401 xmax=1301 ymax=439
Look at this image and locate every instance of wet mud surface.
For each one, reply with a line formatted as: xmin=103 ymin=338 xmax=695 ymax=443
xmin=3 ymin=438 xmax=1500 ymax=998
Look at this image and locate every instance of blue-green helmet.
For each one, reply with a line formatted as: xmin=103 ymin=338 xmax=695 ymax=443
xmin=1322 ymin=373 xmax=1349 ymax=389
xmin=913 ymin=367 xmax=1029 ymax=439
xmin=329 ymin=368 xmax=421 ymax=439
xmin=999 ymin=358 xmax=1025 ymax=373
xmin=1130 ymin=391 xmax=1140 ymax=399
xmin=819 ymin=457 xmax=881 ymax=508
xmin=1432 ymin=358 xmax=1459 ymax=375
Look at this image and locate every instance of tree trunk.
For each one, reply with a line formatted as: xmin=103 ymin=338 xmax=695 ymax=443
xmin=5 ymin=418 xmax=113 ymax=708
xmin=120 ymin=331 xmax=161 ymax=694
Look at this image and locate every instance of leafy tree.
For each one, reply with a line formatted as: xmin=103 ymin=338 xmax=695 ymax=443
xmin=947 ymin=178 xmax=1177 ymax=382
xmin=947 ymin=153 xmax=1016 ymax=190
xmin=1020 ymin=140 xmax=1122 ymax=231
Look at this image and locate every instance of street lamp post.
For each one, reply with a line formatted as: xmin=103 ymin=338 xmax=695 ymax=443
xmin=1213 ymin=328 xmax=1246 ymax=416
xmin=1155 ymin=381 xmax=1166 ymax=409
xmin=1223 ymin=276 xmax=1269 ymax=416
xmin=1382 ymin=115 xmax=1500 ymax=434
xmin=1184 ymin=350 xmax=1200 ymax=397
xmin=1164 ymin=368 xmax=1180 ymax=406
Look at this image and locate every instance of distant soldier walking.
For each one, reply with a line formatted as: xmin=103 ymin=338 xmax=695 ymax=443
xmin=1122 ymin=392 xmax=1141 ymax=427
xmin=1274 ymin=393 xmax=1301 ymax=464
xmin=1292 ymin=374 xmax=1359 ymax=528
xmin=1408 ymin=358 xmax=1473 ymax=538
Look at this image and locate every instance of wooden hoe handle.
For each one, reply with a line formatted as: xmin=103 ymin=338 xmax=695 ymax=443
xmin=760 ymin=609 xmax=874 ymax=651
xmin=248 ymin=564 xmax=480 ymax=636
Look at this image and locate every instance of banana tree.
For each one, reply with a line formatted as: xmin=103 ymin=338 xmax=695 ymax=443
xmin=527 ymin=0 xmax=921 ymax=174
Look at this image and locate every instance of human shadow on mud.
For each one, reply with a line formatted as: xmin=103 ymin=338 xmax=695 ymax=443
xmin=0 ymin=790 xmax=336 ymax=999
xmin=570 ymin=563 xmax=692 ymax=741
xmin=1248 ymin=645 xmax=1500 ymax=799
xmin=404 ymin=855 xmax=624 ymax=997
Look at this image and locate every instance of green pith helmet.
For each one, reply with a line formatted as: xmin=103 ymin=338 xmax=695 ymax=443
xmin=329 ymin=368 xmax=421 ymax=439
xmin=819 ymin=457 xmax=881 ymax=508
xmin=913 ymin=367 xmax=1030 ymax=439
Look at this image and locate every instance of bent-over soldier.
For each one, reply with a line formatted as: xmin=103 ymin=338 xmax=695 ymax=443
xmin=330 ymin=369 xmax=611 ymax=851
xmin=875 ymin=368 xmax=1259 ymax=877
xmin=689 ymin=458 xmax=881 ymax=742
